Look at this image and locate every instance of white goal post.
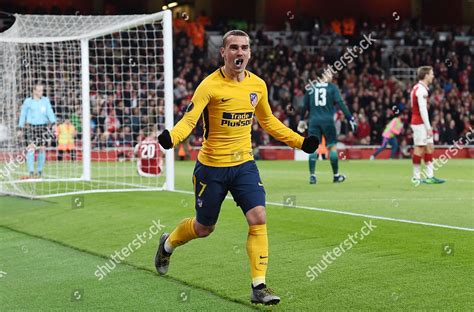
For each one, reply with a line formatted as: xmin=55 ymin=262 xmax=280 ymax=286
xmin=0 ymin=10 xmax=174 ymax=198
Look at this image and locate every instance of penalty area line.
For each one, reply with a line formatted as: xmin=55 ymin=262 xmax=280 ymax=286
xmin=170 ymin=189 xmax=474 ymax=232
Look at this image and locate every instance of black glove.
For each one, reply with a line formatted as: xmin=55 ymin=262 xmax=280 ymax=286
xmin=158 ymin=130 xmax=173 ymax=149
xmin=301 ymin=136 xmax=319 ymax=154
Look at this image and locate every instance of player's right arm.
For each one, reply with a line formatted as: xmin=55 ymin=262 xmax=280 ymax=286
xmin=162 ymin=81 xmax=210 ymax=149
xmin=333 ymin=84 xmax=357 ymax=132
xmin=333 ymin=85 xmax=351 ymax=118
xmin=416 ymin=87 xmax=431 ymax=134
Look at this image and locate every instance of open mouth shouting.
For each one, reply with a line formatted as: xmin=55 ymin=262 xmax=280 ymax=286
xmin=234 ymin=58 xmax=244 ymax=68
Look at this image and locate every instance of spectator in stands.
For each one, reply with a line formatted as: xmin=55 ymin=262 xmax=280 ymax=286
xmin=445 ymin=119 xmax=459 ymax=144
xmin=356 ymin=114 xmax=371 ymax=144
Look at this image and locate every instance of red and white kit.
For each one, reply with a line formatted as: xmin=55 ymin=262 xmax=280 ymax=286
xmin=135 ymin=138 xmax=163 ymax=177
xmin=410 ymin=81 xmax=433 ymax=146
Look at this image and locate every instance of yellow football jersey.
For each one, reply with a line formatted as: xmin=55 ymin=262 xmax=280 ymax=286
xmin=170 ymin=67 xmax=304 ymax=167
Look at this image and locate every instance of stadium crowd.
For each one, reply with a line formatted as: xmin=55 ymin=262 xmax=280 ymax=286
xmin=171 ymin=17 xmax=473 ymax=156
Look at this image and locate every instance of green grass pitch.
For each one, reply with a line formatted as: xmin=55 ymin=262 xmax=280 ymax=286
xmin=1 ymin=159 xmax=473 ymax=310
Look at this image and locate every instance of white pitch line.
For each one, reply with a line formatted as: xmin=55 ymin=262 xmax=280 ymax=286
xmin=170 ymin=189 xmax=474 ymax=232
xmin=449 ymin=179 xmax=474 ymax=183
xmin=267 ymin=202 xmax=474 ymax=232
xmin=275 ymin=197 xmax=474 ymax=202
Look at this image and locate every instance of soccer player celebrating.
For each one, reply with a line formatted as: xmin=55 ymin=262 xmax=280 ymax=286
xmin=298 ymin=69 xmax=356 ymax=184
xmin=18 ymin=82 xmax=57 ymax=178
xmin=370 ymin=111 xmax=403 ymax=160
xmin=410 ymin=66 xmax=445 ymax=184
xmin=154 ymin=30 xmax=318 ymax=305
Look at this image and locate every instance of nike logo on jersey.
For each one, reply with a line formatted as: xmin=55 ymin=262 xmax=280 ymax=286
xmin=259 ymin=255 xmax=268 ymax=259
xmin=221 ymin=98 xmax=232 ymax=102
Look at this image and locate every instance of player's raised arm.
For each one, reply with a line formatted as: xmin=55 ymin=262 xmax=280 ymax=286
xmin=158 ymin=82 xmax=210 ymax=149
xmin=255 ymin=83 xmax=318 ymax=153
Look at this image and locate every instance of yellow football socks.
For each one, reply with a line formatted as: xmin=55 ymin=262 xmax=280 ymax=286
xmin=165 ymin=217 xmax=198 ymax=253
xmin=247 ymin=224 xmax=268 ymax=287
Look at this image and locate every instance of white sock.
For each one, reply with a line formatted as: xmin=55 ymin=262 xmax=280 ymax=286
xmin=164 ymin=238 xmax=174 ymax=254
xmin=426 ymin=162 xmax=433 ymax=178
xmin=413 ymin=165 xmax=421 ymax=179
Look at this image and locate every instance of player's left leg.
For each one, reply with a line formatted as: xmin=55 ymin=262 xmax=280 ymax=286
xmin=25 ymin=127 xmax=37 ymax=177
xmin=36 ymin=125 xmax=49 ymax=177
xmin=37 ymin=146 xmax=46 ymax=177
xmin=26 ymin=145 xmax=36 ymax=177
xmin=324 ymin=123 xmax=345 ymax=183
xmin=230 ymin=161 xmax=280 ymax=305
xmin=245 ymin=207 xmax=279 ymax=305
xmin=328 ymin=145 xmax=345 ymax=183
xmin=424 ymin=143 xmax=445 ymax=184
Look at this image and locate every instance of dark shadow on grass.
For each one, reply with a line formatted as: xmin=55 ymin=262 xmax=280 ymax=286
xmin=0 ymin=224 xmax=263 ymax=311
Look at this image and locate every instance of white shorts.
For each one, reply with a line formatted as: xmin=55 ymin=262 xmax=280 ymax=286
xmin=411 ymin=124 xmax=433 ymax=146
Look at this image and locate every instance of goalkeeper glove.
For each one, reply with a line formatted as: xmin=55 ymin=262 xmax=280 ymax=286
xmin=158 ymin=130 xmax=173 ymax=149
xmin=301 ymin=136 xmax=319 ymax=154
xmin=297 ymin=120 xmax=308 ymax=133
xmin=348 ymin=116 xmax=358 ymax=133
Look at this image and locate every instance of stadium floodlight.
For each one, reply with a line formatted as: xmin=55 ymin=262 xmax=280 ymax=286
xmin=0 ymin=10 xmax=174 ymax=198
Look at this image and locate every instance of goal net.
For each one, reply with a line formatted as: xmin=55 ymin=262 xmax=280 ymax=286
xmin=0 ymin=11 xmax=174 ymax=198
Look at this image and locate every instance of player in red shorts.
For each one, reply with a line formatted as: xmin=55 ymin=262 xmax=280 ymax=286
xmin=134 ymin=129 xmax=163 ymax=177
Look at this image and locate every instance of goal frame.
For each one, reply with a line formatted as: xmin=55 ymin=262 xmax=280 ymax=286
xmin=0 ymin=10 xmax=175 ymax=198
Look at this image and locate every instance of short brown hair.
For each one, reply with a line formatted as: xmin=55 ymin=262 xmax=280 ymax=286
xmin=417 ymin=66 xmax=433 ymax=80
xmin=222 ymin=30 xmax=250 ymax=48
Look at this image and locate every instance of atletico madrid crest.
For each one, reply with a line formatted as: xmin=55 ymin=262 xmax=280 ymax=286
xmin=250 ymin=93 xmax=258 ymax=107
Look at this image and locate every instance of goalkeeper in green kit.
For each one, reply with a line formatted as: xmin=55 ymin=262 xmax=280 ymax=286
xmin=298 ymin=69 xmax=357 ymax=184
